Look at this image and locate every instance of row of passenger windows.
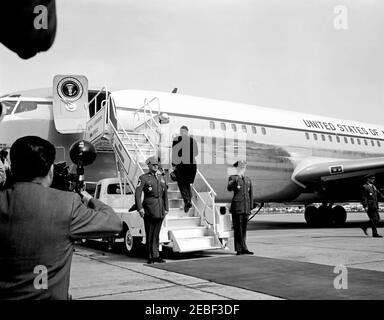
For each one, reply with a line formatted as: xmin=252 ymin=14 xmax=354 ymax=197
xmin=305 ymin=132 xmax=382 ymax=147
xmin=209 ymin=121 xmax=267 ymax=135
xmin=207 ymin=121 xmax=383 ymax=148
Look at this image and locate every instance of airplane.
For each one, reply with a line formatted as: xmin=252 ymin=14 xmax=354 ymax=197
xmin=1 ymin=85 xmax=384 ymax=227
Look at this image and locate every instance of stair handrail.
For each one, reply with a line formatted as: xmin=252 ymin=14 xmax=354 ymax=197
xmin=88 ymin=86 xmax=108 ymax=117
xmin=196 ymin=169 xmax=217 ymax=197
xmin=142 ymin=132 xmax=156 ymax=151
xmin=141 ymin=119 xmax=159 ymax=147
xmin=133 ymin=97 xmax=160 ymax=126
xmin=133 ymin=97 xmax=161 ymax=142
xmin=108 ymin=124 xmax=138 ymax=166
xmin=105 ymin=96 xmax=150 ymax=165
xmin=103 ymin=94 xmax=145 ymax=186
xmin=115 ymin=157 xmax=135 ymax=196
xmin=190 ymin=185 xmax=209 ymax=222
xmin=144 ymin=97 xmax=160 ymax=126
xmin=191 ymin=169 xmax=217 ymax=234
xmin=115 ymin=121 xmax=148 ymax=165
xmin=109 ymin=123 xmax=144 ymax=186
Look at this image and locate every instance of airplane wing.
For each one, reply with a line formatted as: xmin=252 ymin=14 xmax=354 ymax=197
xmin=292 ymin=157 xmax=384 ymax=201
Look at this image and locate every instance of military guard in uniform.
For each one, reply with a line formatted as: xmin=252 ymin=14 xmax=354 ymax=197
xmin=227 ymin=160 xmax=254 ymax=255
xmin=361 ymin=174 xmax=383 ymax=238
xmin=135 ymin=156 xmax=169 ymax=264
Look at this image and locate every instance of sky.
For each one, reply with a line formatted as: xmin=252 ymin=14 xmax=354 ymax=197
xmin=0 ymin=0 xmax=383 ymax=124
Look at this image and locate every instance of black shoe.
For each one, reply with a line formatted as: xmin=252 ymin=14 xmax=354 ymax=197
xmin=147 ymin=259 xmax=154 ymax=264
xmin=184 ymin=205 xmax=190 ymax=213
xmin=242 ymin=250 xmax=254 ymax=255
xmin=373 ymin=234 xmax=383 ymax=238
xmin=361 ymin=227 xmax=368 ymax=236
xmin=236 ymin=251 xmax=242 ymax=255
xmin=153 ymin=257 xmax=166 ymax=263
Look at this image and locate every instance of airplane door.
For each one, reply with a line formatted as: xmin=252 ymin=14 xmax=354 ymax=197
xmin=52 ymin=75 xmax=88 ymax=133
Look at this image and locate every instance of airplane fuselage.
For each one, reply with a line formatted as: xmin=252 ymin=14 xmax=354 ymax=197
xmin=113 ymin=90 xmax=384 ymax=203
xmin=1 ymin=89 xmax=384 ymax=205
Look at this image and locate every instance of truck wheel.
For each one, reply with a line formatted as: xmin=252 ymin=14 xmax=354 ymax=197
xmin=123 ymin=226 xmax=142 ymax=255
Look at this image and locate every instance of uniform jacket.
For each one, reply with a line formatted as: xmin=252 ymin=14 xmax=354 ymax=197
xmin=135 ymin=172 xmax=168 ymax=218
xmin=0 ymin=182 xmax=122 ymax=300
xmin=362 ymin=183 xmax=383 ymax=210
xmin=227 ymin=175 xmax=253 ymax=215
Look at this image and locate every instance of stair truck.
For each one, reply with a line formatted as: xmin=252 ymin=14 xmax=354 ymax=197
xmin=93 ymin=177 xmax=232 ymax=255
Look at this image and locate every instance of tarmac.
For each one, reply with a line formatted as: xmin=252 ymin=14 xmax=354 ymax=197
xmin=69 ymin=212 xmax=384 ymax=300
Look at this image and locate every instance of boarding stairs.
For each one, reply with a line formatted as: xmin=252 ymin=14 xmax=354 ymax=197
xmin=84 ymin=88 xmax=223 ymax=253
xmin=165 ymin=178 xmax=223 ymax=252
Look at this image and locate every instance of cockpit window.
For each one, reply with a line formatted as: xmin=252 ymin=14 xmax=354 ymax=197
xmin=14 ymin=101 xmax=39 ymax=114
xmin=1 ymin=100 xmax=17 ymax=115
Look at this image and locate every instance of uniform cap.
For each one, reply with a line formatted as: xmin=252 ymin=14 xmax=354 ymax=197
xmin=146 ymin=156 xmax=159 ymax=165
xmin=365 ymin=174 xmax=375 ymax=179
xmin=233 ymin=160 xmax=247 ymax=168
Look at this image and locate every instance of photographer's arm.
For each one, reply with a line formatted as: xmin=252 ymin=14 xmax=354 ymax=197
xmin=69 ymin=194 xmax=122 ymax=239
